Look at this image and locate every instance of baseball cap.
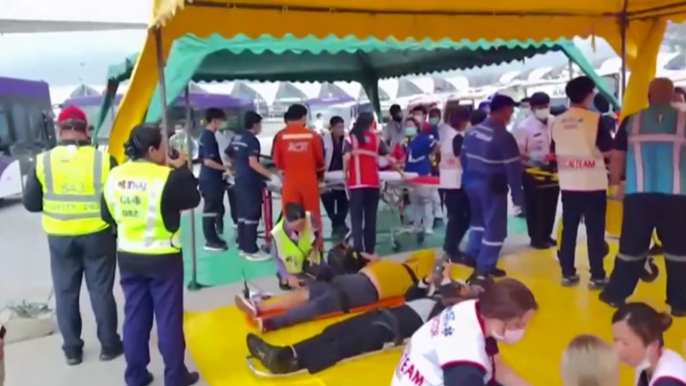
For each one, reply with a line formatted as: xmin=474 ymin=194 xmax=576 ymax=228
xmin=57 ymin=106 xmax=88 ymax=130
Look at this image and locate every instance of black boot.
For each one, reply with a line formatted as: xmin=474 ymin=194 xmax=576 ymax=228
xmin=247 ymin=333 xmax=300 ymax=374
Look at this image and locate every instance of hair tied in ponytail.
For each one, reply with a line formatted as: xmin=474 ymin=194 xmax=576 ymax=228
xmin=658 ymin=312 xmax=673 ymax=332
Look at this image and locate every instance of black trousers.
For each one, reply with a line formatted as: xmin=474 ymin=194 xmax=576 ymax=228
xmin=236 ymin=183 xmax=263 ymax=254
xmin=48 ymin=229 xmax=121 ymax=356
xmin=443 ymin=188 xmax=470 ymax=259
xmin=603 ymin=193 xmax=686 ymax=310
xmin=558 ymin=190 xmax=607 ymax=279
xmin=293 ymin=305 xmax=423 ymax=374
xmin=321 ymin=189 xmax=349 ymax=230
xmin=523 ymin=173 xmax=559 ymax=244
xmin=201 ymin=185 xmax=225 ymax=244
xmin=348 ymin=188 xmax=380 ymax=254
xmin=225 ymin=184 xmax=238 ymax=227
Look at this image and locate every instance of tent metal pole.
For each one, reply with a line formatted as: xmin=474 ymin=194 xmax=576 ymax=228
xmin=568 ymin=58 xmax=574 ymax=80
xmin=619 ymin=1 xmax=629 ymax=104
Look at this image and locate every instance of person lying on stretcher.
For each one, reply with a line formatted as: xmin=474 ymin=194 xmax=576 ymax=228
xmin=235 ymin=249 xmax=437 ymax=332
xmin=246 ymin=262 xmax=487 ymax=375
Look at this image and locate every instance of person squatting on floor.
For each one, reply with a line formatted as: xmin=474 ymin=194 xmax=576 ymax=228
xmin=198 ymin=108 xmax=231 ymax=252
xmin=226 ymin=111 xmax=279 ymax=261
xmin=272 ymin=104 xmax=326 ymax=248
xmin=439 ymin=106 xmax=472 ymax=262
xmin=102 ymin=124 xmax=201 ymax=386
xmin=512 ymin=92 xmax=559 ymax=250
xmin=22 ymin=106 xmax=122 ymax=366
xmin=344 ymin=112 xmax=403 ymax=254
xmin=404 ymin=116 xmax=439 ymax=236
xmin=551 ymin=76 xmax=614 ymax=289
xmin=321 ymin=115 xmax=350 ymax=239
xmin=461 ymin=95 xmax=523 ymax=284
xmin=600 ymin=78 xmax=686 ymax=317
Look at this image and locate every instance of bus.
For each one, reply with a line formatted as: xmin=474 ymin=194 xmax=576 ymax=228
xmin=0 ymin=76 xmax=56 ymax=201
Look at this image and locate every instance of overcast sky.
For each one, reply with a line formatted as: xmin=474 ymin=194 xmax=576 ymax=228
xmin=0 ymin=0 xmax=619 ymax=87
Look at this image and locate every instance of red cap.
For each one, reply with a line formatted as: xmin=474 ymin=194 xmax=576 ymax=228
xmin=58 ymin=106 xmax=88 ymax=125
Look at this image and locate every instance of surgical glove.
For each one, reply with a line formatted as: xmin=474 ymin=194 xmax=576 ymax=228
xmin=269 ymin=174 xmax=281 ymax=185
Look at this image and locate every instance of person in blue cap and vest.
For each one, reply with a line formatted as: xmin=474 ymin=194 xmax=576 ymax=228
xmin=600 ymin=77 xmax=686 ymax=317
xmin=461 ymin=95 xmax=523 ymax=286
xmin=22 ymin=106 xmax=122 ymax=366
xmin=102 ymin=124 xmax=201 ymax=385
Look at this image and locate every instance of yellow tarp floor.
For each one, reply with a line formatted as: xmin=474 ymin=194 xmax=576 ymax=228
xmin=184 ymin=242 xmax=686 ymax=386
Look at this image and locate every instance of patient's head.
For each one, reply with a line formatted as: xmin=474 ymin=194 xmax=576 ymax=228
xmin=284 ymin=203 xmax=307 ymax=233
xmin=562 ymin=334 xmax=619 ymax=386
xmin=326 ymin=243 xmax=367 ymax=275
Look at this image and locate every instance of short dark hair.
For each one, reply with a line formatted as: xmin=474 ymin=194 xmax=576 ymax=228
xmin=566 ymin=76 xmax=596 ymax=104
xmin=389 ymin=104 xmax=402 ymax=114
xmin=329 ymin=116 xmax=344 ymax=127
xmin=470 ymin=110 xmax=488 ymax=126
xmin=489 ymin=95 xmax=516 ymax=113
xmin=285 ymin=104 xmax=308 ymax=121
xmin=429 ymin=107 xmax=442 ymax=117
xmin=285 ymin=203 xmax=306 ymax=222
xmin=519 ymin=97 xmax=531 ymax=105
xmin=447 ymin=106 xmax=471 ymax=127
xmin=593 ymin=93 xmax=610 ymax=113
xmin=205 ymin=108 xmax=226 ymax=123
xmin=411 ymin=105 xmax=427 ymax=115
xmin=124 ymin=124 xmax=163 ymax=160
xmin=529 ymin=92 xmax=551 ymax=107
xmin=612 ymin=302 xmax=672 ymax=347
xmin=244 ymin=111 xmax=262 ymax=129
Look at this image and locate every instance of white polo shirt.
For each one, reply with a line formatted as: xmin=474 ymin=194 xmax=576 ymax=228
xmin=512 ymin=115 xmax=553 ymax=162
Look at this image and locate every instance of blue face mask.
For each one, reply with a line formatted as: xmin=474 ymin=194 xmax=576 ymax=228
xmin=405 ymin=127 xmax=418 ymax=137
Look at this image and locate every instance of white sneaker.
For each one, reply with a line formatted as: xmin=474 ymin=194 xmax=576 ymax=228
xmin=424 ymin=228 xmax=434 ymax=235
xmin=243 ymin=251 xmax=271 ymax=262
xmin=234 ymin=295 xmax=258 ymax=318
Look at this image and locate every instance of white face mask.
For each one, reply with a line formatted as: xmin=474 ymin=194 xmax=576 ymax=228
xmin=492 ymin=328 xmax=525 ymax=344
xmin=519 ymin=108 xmax=531 ymax=117
xmin=533 ymin=108 xmax=550 ymax=120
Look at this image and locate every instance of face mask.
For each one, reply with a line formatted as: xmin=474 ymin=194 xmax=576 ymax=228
xmin=519 ymin=108 xmax=531 ymax=117
xmin=429 ymin=118 xmax=440 ymax=126
xmin=534 ymin=108 xmax=550 ymax=120
xmin=492 ymin=328 xmax=525 ymax=344
xmin=405 ymin=127 xmax=418 ymax=137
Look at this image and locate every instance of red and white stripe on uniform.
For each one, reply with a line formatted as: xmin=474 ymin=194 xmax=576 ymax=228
xmin=347 ymin=132 xmax=380 ymax=189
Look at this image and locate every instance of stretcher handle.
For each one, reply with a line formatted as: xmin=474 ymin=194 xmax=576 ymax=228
xmin=245 ymin=356 xmax=307 ymax=378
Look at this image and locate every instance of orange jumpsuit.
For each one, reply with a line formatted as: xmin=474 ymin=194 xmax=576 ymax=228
xmin=273 ymin=124 xmax=325 ymax=234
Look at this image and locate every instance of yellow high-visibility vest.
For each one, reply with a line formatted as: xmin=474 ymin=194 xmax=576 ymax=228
xmin=271 ymin=212 xmax=318 ymax=274
xmin=103 ymin=161 xmax=180 ymax=255
xmin=35 ymin=145 xmax=109 ymax=236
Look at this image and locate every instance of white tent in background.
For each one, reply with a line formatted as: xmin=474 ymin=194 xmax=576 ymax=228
xmin=526 ymin=67 xmax=553 ymax=82
xmin=499 ymin=71 xmax=522 ymax=84
xmin=199 ymin=82 xmax=236 ymax=95
xmin=0 ymin=0 xmax=147 ymax=33
xmin=246 ymin=82 xmax=280 ymax=106
xmin=445 ymin=76 xmax=470 ymax=91
xmin=291 ymin=83 xmax=321 ymax=100
xmin=334 ymin=81 xmax=364 ymax=100
xmin=409 ymin=77 xmax=435 ymax=94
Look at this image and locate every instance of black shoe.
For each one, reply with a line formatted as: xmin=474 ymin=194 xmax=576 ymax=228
xmin=141 ymin=372 xmax=154 ymax=386
xmin=648 ymin=245 xmax=664 ymax=256
xmin=588 ymin=278 xmax=608 ymax=290
xmin=489 ymin=267 xmax=507 ymax=278
xmin=183 ymin=372 xmax=200 ymax=386
xmin=530 ymin=241 xmax=551 ymax=250
xmin=416 ymin=231 xmax=425 ymax=244
xmin=546 ymin=238 xmax=557 ymax=247
xmin=598 ymin=291 xmax=625 ymax=308
xmin=561 ymin=274 xmax=580 ymax=287
xmin=247 ymin=333 xmax=300 ymax=374
xmin=433 ymin=218 xmax=444 ymax=229
xmin=65 ymin=353 xmax=83 ymax=366
xmin=204 ymin=241 xmax=228 ymax=252
xmin=671 ymin=308 xmax=686 ymax=318
xmin=454 ymin=254 xmax=476 ymax=268
xmin=100 ymin=344 xmax=124 ymax=361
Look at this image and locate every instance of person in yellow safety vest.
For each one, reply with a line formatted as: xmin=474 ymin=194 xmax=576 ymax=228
xmin=101 ymin=124 xmax=201 ymax=386
xmin=22 ymin=106 xmax=123 ymax=366
xmin=271 ymin=203 xmax=334 ymax=290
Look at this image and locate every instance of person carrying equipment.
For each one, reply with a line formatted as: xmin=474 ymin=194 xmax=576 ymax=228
xmin=440 ymin=106 xmax=472 ymax=262
xmin=235 ymin=251 xmax=436 ymax=332
xmin=102 ymin=124 xmax=201 ymax=386
xmin=461 ymin=95 xmax=522 ymax=285
xmin=391 ymin=278 xmax=537 ymax=386
xmin=600 ymin=78 xmax=686 ymax=317
xmin=22 ymin=106 xmax=122 ymax=366
xmin=226 ymin=111 xmax=278 ymax=261
xmin=552 ymin=76 xmax=614 ymax=289
xmin=272 ymin=104 xmax=326 ymax=244
xmin=270 ymin=203 xmax=331 ymax=290
xmin=512 ymin=92 xmax=559 ymax=250
xmin=245 ymin=262 xmax=485 ymax=375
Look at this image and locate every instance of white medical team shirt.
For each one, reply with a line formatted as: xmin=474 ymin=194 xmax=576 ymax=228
xmin=391 ymin=300 xmax=498 ymax=386
xmin=635 ymin=349 xmax=686 ymax=386
xmin=512 ymin=115 xmax=553 ymax=162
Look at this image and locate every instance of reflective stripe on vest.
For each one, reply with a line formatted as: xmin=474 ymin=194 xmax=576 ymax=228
xmin=630 ymin=111 xmax=686 ymax=194
xmin=270 ymin=212 xmax=315 ymax=273
xmin=349 ymin=134 xmax=379 ymax=187
xmin=104 ymin=162 xmax=179 ymax=255
xmin=37 ymin=146 xmax=109 ymax=236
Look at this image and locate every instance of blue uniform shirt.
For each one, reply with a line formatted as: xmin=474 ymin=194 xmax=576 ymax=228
xmin=198 ymin=128 xmax=224 ymax=189
xmin=461 ymin=118 xmax=523 ymax=204
xmin=405 ymin=133 xmax=436 ymax=176
xmin=227 ymin=130 xmax=265 ymax=188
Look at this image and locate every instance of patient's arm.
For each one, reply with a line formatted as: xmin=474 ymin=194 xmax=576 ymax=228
xmin=494 ymin=355 xmax=533 ymax=386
